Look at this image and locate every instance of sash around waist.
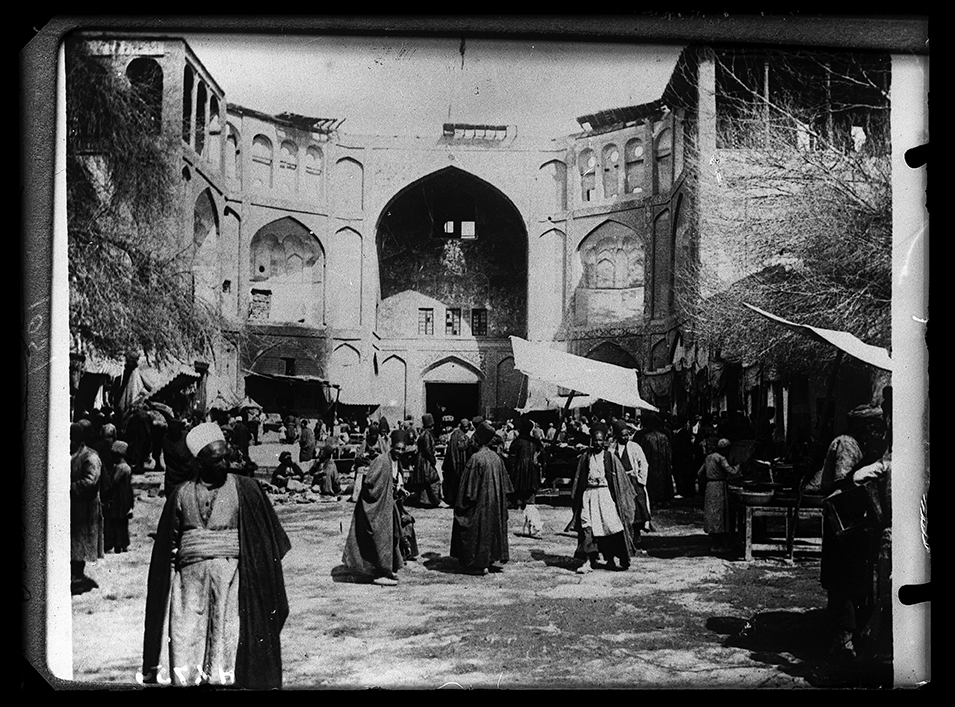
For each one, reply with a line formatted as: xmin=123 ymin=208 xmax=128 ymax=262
xmin=177 ymin=528 xmax=240 ymax=566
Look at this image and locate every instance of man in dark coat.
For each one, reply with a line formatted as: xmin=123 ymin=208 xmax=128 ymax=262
xmin=570 ymin=424 xmax=637 ymax=573
xmin=342 ymin=429 xmax=418 ymax=586
xmin=407 ymin=413 xmax=445 ymax=508
xmin=441 ymin=418 xmax=471 ymax=506
xmin=450 ymin=421 xmax=514 ymax=575
xmin=638 ymin=411 xmax=675 ymax=510
xmin=141 ymin=422 xmax=290 ymax=689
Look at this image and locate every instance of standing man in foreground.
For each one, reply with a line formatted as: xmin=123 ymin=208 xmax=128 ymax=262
xmin=342 ymin=429 xmax=419 ymax=586
xmin=570 ymin=425 xmax=637 ymax=573
xmin=142 ymin=422 xmax=291 ymax=689
xmin=450 ymin=421 xmax=513 ymax=575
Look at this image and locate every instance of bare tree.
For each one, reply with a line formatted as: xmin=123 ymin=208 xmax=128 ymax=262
xmin=66 ymin=37 xmax=221 ymax=365
xmin=674 ymin=48 xmax=891 ymax=375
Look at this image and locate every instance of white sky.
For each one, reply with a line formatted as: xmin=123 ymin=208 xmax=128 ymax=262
xmin=183 ymin=33 xmax=685 ymax=138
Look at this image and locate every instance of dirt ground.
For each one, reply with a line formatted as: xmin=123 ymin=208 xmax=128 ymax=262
xmin=68 ymin=440 xmax=892 ymax=690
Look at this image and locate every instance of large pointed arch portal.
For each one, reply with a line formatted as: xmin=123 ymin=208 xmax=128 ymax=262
xmin=376 ymin=166 xmax=528 ymax=338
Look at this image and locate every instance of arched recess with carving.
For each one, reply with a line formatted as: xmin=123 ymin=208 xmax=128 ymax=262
xmin=575 ymin=220 xmax=646 ymax=326
xmin=248 ymin=216 xmax=325 ymax=326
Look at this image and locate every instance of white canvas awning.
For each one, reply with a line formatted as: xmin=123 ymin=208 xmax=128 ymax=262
xmin=743 ymin=303 xmax=893 ymax=372
xmin=509 ymin=337 xmax=658 ymax=412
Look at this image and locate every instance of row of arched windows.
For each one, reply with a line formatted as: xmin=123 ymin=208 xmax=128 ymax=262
xmin=576 ymin=124 xmax=674 ymax=205
xmin=254 ymin=135 xmax=326 ymax=196
xmin=182 ymin=63 xmax=222 ymax=164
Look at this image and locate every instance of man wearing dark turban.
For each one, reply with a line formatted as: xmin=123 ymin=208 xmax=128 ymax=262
xmin=450 ymin=421 xmax=514 ymax=575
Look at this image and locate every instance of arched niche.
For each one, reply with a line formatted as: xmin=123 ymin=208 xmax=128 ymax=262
xmin=331 ymin=227 xmax=363 ymax=329
xmin=192 ymin=189 xmax=220 ymax=309
xmin=652 ymin=209 xmax=672 ymax=319
xmin=248 ymin=217 xmax=325 ymax=326
xmin=125 ymin=57 xmax=163 ymax=135
xmin=496 ymin=355 xmax=524 ymax=411
xmin=379 ymin=355 xmax=408 ymax=422
xmin=537 ymin=160 xmax=567 ymax=213
xmin=334 ymin=156 xmax=364 ymax=212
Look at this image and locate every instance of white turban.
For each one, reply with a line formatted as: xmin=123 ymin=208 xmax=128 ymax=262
xmin=186 ymin=422 xmax=226 ymax=457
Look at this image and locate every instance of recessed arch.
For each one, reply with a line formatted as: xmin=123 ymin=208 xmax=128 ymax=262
xmin=421 ymin=355 xmax=483 ymax=383
xmin=375 ymin=166 xmax=528 ymax=340
xmin=585 ymin=340 xmax=640 ymax=370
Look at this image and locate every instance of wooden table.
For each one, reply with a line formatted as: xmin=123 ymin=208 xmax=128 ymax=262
xmin=732 ymin=503 xmax=824 ymax=561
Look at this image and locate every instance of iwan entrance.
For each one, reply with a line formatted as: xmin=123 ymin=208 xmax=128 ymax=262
xmin=425 ymin=382 xmax=480 ymax=428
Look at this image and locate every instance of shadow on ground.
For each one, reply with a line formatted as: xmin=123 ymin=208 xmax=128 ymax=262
xmin=421 ymin=551 xmax=466 ymax=574
xmin=707 ymin=609 xmax=892 ymax=688
xmin=330 ymin=564 xmax=372 ymax=584
xmin=529 ymin=548 xmax=580 ymax=572
xmin=641 ymin=531 xmax=713 ymax=559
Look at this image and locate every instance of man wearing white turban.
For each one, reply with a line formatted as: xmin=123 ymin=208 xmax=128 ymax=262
xmin=142 ymin=422 xmax=291 ymax=688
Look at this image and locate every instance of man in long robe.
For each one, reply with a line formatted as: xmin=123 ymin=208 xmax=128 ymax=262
xmin=343 ymin=429 xmax=417 ymax=585
xmin=71 ymin=419 xmax=104 ymax=594
xmin=298 ymin=418 xmax=316 ymax=463
xmin=407 ymin=413 xmax=445 ymax=508
xmin=697 ymin=438 xmax=740 ymax=551
xmin=450 ymin=421 xmax=513 ymax=575
xmin=142 ymin=422 xmax=290 ymax=689
xmin=570 ymin=425 xmax=637 ymax=573
xmin=638 ymin=412 xmax=675 ymax=509
xmin=609 ymin=420 xmax=652 ymax=551
xmin=441 ymin=419 xmax=471 ymax=506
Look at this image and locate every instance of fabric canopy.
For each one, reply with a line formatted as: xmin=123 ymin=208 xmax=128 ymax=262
xmin=509 ymin=337 xmax=658 ymax=412
xmin=743 ymin=303 xmax=894 ymax=373
xmin=516 ymin=379 xmax=596 ymax=413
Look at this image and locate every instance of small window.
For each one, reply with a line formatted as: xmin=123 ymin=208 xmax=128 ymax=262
xmin=444 ymin=221 xmax=455 ymax=234
xmin=471 ymin=308 xmax=488 ymax=336
xmin=446 ymin=308 xmax=462 ymax=336
xmin=461 ymin=221 xmax=476 ymax=239
xmin=281 ymin=357 xmax=296 ymax=376
xmin=418 ymin=308 xmax=434 ymax=336
xmin=222 ymin=279 xmax=231 ymax=293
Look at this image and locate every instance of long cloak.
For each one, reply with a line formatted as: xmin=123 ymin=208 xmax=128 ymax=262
xmin=408 ymin=427 xmax=442 ymax=506
xmin=71 ymin=446 xmax=104 ymax=562
xmin=507 ymin=435 xmax=541 ymax=496
xmin=699 ymin=452 xmax=739 ymax=534
xmin=570 ymin=450 xmax=638 ymax=558
xmin=342 ymin=453 xmax=405 ymax=577
xmin=441 ymin=428 xmax=470 ymax=504
xmin=142 ymin=475 xmax=291 ymax=689
xmin=102 ymin=459 xmax=134 ymax=551
xmin=450 ymin=446 xmax=514 ymax=569
xmin=639 ymin=429 xmax=675 ymax=507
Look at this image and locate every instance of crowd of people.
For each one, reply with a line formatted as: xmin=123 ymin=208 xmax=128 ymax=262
xmin=69 ymin=386 xmax=892 ymax=687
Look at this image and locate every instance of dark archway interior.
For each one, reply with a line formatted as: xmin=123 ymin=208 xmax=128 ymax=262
xmin=377 ymin=167 xmax=528 ymax=338
xmin=426 ymin=382 xmax=480 ymax=429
